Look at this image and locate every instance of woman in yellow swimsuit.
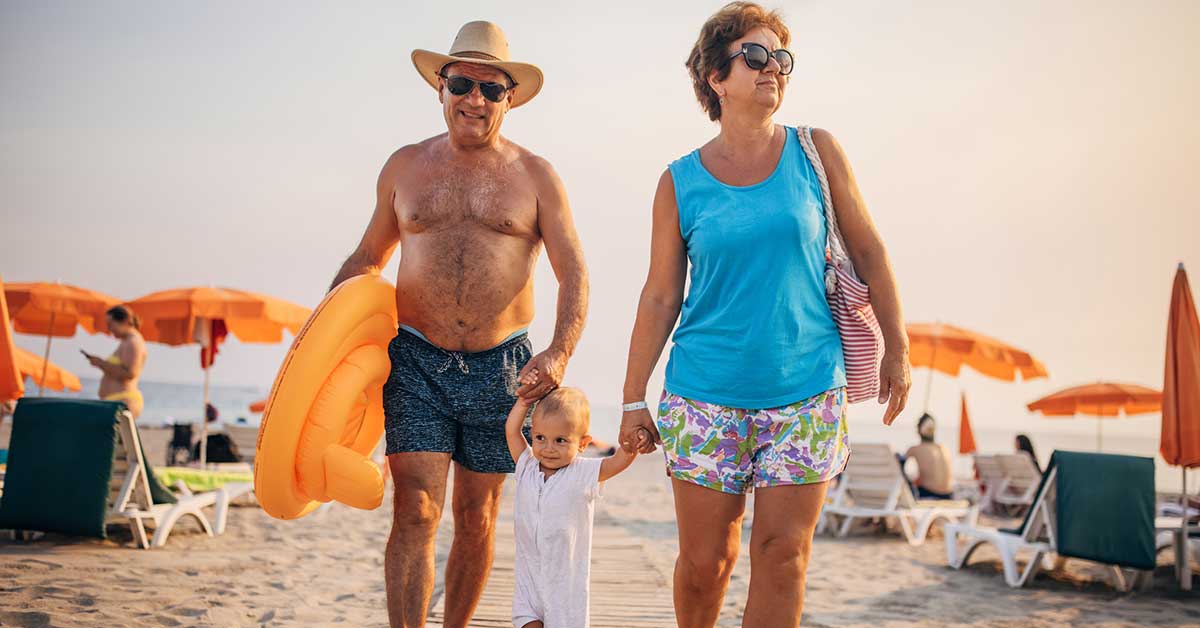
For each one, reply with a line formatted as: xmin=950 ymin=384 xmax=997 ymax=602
xmin=85 ymin=305 xmax=147 ymax=418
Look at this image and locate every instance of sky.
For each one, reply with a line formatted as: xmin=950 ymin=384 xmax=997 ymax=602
xmin=2 ymin=0 xmax=1199 ymax=465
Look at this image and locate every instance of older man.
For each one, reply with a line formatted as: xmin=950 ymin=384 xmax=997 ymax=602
xmin=328 ymin=21 xmax=588 ymax=628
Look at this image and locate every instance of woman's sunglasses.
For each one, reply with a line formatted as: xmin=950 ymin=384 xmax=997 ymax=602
xmin=439 ymin=73 xmax=516 ymax=103
xmin=727 ymin=42 xmax=794 ymax=76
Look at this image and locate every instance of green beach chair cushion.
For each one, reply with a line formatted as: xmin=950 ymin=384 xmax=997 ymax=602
xmin=0 ymin=398 xmax=120 ymax=539
xmin=1053 ymin=450 xmax=1156 ymax=571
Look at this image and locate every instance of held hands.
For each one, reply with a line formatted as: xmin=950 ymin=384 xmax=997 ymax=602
xmin=619 ymin=407 xmax=661 ymax=454
xmin=516 ymin=347 xmax=567 ymax=401
xmin=878 ymin=348 xmax=912 ymax=425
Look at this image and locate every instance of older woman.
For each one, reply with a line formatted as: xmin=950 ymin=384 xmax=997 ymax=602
xmin=84 ymin=305 xmax=147 ymax=418
xmin=619 ymin=3 xmax=910 ymax=625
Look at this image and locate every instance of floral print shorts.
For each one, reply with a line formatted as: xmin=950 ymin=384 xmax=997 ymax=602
xmin=656 ymin=387 xmax=850 ymax=494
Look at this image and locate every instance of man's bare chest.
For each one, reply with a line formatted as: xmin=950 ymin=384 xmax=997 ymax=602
xmin=393 ymin=166 xmax=538 ymax=237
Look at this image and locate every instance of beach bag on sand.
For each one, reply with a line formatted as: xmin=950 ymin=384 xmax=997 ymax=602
xmin=796 ymin=126 xmax=884 ymax=403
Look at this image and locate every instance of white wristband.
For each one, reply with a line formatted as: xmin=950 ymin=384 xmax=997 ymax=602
xmin=622 ymin=401 xmax=648 ymax=412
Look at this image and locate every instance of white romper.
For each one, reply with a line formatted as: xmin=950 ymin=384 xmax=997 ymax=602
xmin=512 ymin=448 xmax=604 ymax=628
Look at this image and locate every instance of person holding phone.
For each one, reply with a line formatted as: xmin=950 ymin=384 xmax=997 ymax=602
xmin=84 ymin=305 xmax=147 ymax=418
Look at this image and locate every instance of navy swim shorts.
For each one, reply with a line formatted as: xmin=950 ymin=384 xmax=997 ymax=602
xmin=382 ymin=326 xmax=532 ymax=474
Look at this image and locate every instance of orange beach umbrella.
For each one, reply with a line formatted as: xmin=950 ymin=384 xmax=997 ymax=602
xmin=249 ymin=398 xmax=267 ymax=413
xmin=13 ymin=346 xmax=81 ymax=393
xmin=4 ymin=281 xmax=119 ymax=394
xmin=125 ymin=286 xmax=310 ymax=464
xmin=1162 ymin=263 xmax=1200 ymax=591
xmin=1027 ymin=382 xmax=1161 ymax=450
xmin=908 ymin=322 xmax=1049 ymax=412
xmin=0 ymin=276 xmax=24 ymax=402
xmin=1163 ymin=263 xmax=1200 ymax=469
xmin=959 ymin=392 xmax=977 ymax=455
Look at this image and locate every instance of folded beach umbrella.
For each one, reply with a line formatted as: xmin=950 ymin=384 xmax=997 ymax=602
xmin=13 ymin=346 xmax=82 ymax=393
xmin=959 ymin=392 xmax=977 ymax=455
xmin=1162 ymin=263 xmax=1200 ymax=589
xmin=0 ymin=276 xmax=24 ymax=402
xmin=4 ymin=281 xmax=119 ymax=394
xmin=907 ymin=322 xmax=1049 ymax=412
xmin=1027 ymin=382 xmax=1161 ymax=451
xmin=124 ymin=286 xmax=310 ymax=464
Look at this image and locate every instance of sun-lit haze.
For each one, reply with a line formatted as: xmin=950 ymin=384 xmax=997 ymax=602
xmin=3 ymin=1 xmax=1198 ymax=485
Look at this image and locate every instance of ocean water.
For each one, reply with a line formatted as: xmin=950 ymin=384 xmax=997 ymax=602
xmin=45 ymin=377 xmax=268 ymax=428
xmin=35 ymin=379 xmax=1194 ymax=494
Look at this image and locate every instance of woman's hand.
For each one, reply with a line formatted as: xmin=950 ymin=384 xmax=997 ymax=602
xmin=620 ymin=408 xmax=660 ymax=454
xmin=878 ymin=348 xmax=911 ymax=425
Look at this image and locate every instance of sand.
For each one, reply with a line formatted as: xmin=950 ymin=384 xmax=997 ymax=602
xmin=1 ymin=430 xmax=1198 ymax=627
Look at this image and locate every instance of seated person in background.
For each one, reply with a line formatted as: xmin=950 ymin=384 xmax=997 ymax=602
xmin=904 ymin=414 xmax=955 ymax=499
xmin=1014 ymin=433 xmax=1042 ymax=474
xmin=191 ymin=403 xmax=241 ymax=463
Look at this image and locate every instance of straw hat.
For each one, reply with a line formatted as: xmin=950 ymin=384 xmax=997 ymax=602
xmin=411 ymin=21 xmax=544 ymax=108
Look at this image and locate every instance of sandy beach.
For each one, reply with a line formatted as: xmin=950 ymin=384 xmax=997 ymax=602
xmin=2 ymin=432 xmax=1198 ymax=628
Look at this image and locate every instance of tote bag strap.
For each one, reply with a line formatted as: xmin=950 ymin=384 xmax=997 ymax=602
xmin=796 ymin=125 xmax=854 ymax=273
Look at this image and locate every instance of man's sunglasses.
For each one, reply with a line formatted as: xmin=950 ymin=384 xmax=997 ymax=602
xmin=439 ymin=73 xmax=516 ymax=103
xmin=727 ymin=42 xmax=794 ymax=76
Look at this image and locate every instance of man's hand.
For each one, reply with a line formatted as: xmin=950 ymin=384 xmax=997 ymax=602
xmin=516 ymin=348 xmax=568 ymax=400
xmin=879 ymin=348 xmax=912 ymax=426
xmin=620 ymin=408 xmax=660 ymax=454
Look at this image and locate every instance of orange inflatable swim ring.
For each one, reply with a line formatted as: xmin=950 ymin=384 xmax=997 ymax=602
xmin=255 ymin=274 xmax=397 ymax=519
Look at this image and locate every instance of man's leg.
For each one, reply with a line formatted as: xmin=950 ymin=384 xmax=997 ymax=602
xmin=385 ymin=451 xmax=452 ymax=628
xmin=442 ymin=462 xmax=506 ymax=628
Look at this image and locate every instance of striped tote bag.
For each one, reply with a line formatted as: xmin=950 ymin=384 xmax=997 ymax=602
xmin=796 ymin=126 xmax=884 ymax=403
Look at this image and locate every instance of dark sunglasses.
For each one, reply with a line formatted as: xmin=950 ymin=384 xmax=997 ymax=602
xmin=727 ymin=42 xmax=794 ymax=76
xmin=439 ymin=73 xmax=515 ymax=103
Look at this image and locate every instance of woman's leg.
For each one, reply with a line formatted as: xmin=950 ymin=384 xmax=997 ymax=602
xmin=741 ymin=481 xmax=830 ymax=628
xmin=672 ymin=478 xmax=746 ymax=628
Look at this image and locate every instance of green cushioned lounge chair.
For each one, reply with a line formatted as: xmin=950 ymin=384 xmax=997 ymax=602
xmin=945 ymin=450 xmax=1156 ymax=590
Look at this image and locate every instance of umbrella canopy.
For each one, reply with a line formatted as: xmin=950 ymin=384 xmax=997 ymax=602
xmin=4 ymin=281 xmax=119 ymax=337
xmin=125 ymin=286 xmax=309 ymax=346
xmin=959 ymin=392 xmax=977 ymax=455
xmin=249 ymin=398 xmax=267 ymax=413
xmin=908 ymin=322 xmax=1049 ymax=411
xmin=13 ymin=346 xmax=82 ymax=393
xmin=124 ymin=286 xmax=310 ymax=465
xmin=0 ymin=276 xmax=24 ymax=402
xmin=1163 ymin=263 xmax=1200 ymax=468
xmin=908 ymin=323 xmax=1049 ymax=381
xmin=1027 ymin=381 xmax=1161 ymax=450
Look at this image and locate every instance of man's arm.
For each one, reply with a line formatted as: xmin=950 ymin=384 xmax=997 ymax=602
xmin=516 ymin=156 xmax=589 ymax=400
xmin=328 ymin=149 xmax=407 ymax=291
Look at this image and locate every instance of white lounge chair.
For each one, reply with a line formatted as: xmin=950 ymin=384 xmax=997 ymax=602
xmin=819 ymin=443 xmax=976 ymax=545
xmin=109 ymin=411 xmax=219 ymax=548
xmin=973 ymin=454 xmax=1005 ymax=513
xmin=992 ymin=453 xmax=1041 ymax=515
xmin=226 ymin=424 xmax=259 ymax=465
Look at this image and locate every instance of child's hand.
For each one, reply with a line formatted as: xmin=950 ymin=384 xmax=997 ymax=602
xmin=518 ymin=366 xmax=540 ymax=387
xmin=633 ymin=427 xmax=653 ymax=453
xmin=512 ymin=395 xmax=533 ymax=411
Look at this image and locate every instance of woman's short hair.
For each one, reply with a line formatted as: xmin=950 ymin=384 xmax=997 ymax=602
xmin=106 ymin=304 xmax=140 ymax=329
xmin=686 ymin=2 xmax=791 ymax=121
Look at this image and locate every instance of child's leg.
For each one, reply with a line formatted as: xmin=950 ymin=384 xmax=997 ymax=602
xmin=520 ymin=622 xmax=544 ymax=628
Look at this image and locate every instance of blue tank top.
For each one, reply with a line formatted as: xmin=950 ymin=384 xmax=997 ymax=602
xmin=664 ymin=126 xmax=846 ymax=409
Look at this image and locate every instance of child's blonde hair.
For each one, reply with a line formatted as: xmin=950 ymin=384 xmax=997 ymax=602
xmin=532 ymin=387 xmax=591 ymax=434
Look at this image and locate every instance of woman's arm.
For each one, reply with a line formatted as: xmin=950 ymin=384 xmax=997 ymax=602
xmin=812 ymin=128 xmax=911 ymax=425
xmin=505 ymin=397 xmax=533 ymax=464
xmin=620 ymin=170 xmax=688 ymax=453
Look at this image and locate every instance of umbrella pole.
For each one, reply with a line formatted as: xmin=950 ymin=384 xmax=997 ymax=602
xmin=922 ymin=341 xmax=938 ymax=413
xmin=1184 ymin=468 xmax=1192 ymax=591
xmin=1097 ymin=418 xmax=1102 ymax=451
xmin=38 ymin=312 xmax=56 ymax=396
xmin=201 ymin=358 xmax=210 ymax=468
